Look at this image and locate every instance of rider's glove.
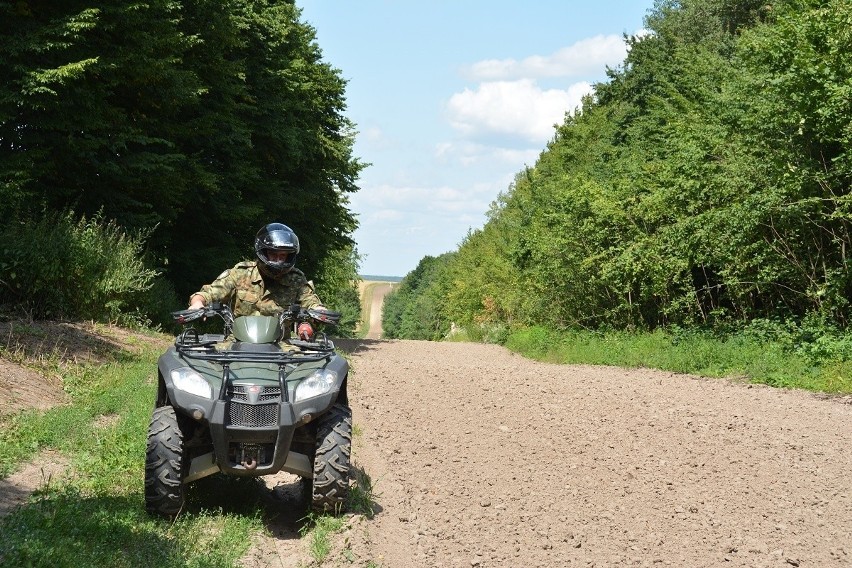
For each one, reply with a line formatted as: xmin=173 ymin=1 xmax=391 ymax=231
xmin=297 ymin=322 xmax=314 ymax=341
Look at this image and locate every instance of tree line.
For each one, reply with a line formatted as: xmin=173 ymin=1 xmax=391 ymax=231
xmin=0 ymin=0 xmax=362 ymax=329
xmin=384 ymin=0 xmax=852 ymax=340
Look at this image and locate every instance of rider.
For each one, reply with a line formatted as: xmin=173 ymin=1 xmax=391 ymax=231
xmin=188 ymin=222 xmax=323 ymax=340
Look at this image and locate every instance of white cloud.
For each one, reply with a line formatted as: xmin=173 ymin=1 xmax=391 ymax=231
xmin=362 ymin=126 xmax=384 ymax=143
xmin=370 ymin=209 xmax=404 ymax=221
xmin=353 ymin=182 xmax=496 ymax=220
xmin=434 ymin=140 xmax=540 ymax=171
xmin=464 ymin=34 xmax=626 ymax=81
xmin=357 ymin=125 xmax=396 ymax=152
xmin=446 ymin=79 xmax=592 ymax=143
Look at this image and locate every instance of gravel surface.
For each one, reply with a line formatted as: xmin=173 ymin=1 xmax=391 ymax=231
xmin=328 ymin=339 xmax=852 ymax=568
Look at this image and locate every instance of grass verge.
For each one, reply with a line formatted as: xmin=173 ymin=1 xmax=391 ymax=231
xmin=0 ymin=342 xmax=264 ymax=567
xmin=504 ymin=326 xmax=852 ymax=393
xmin=299 ymin=513 xmax=347 ymax=563
xmin=297 ymin=466 xmax=379 ymax=565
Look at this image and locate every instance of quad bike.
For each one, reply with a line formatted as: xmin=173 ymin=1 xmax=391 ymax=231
xmin=145 ymin=302 xmax=351 ymax=517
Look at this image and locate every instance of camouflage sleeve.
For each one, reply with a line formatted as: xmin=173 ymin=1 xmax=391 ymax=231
xmin=297 ymin=280 xmax=324 ymax=309
xmin=192 ymin=267 xmax=238 ymax=306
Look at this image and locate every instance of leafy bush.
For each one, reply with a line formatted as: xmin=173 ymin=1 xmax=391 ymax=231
xmin=0 ymin=211 xmax=172 ymax=324
xmin=314 ymin=245 xmax=362 ymax=337
xmin=742 ymin=316 xmax=852 ymax=363
xmin=382 ymin=254 xmax=453 ymax=340
xmin=504 ymin=324 xmax=852 ymax=393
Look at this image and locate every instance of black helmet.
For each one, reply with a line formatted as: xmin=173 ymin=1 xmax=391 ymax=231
xmin=254 ymin=223 xmax=300 ymax=278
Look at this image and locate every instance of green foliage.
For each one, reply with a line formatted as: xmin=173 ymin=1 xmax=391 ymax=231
xmin=299 ymin=513 xmax=346 ymax=563
xmin=0 ymin=0 xmax=362 ymax=304
xmin=314 ymin=244 xmax=362 ymax=337
xmin=347 ymin=465 xmax=378 ymax=519
xmin=389 ymin=0 xmax=852 ymax=352
xmin=504 ymin=325 xmax=852 ymax=393
xmin=0 ymin=210 xmax=176 ymax=324
xmin=382 ymin=254 xmax=453 ymax=340
xmin=0 ymin=490 xmax=259 ymax=568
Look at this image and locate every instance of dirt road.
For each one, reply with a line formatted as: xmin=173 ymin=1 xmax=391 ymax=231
xmin=325 ymin=339 xmax=852 ymax=567
xmin=243 ymin=282 xmax=852 ymax=568
xmin=4 ymin=321 xmax=850 ymax=566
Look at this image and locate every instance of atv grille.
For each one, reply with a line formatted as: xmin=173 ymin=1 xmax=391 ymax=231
xmin=229 ymin=385 xmax=282 ymax=402
xmin=227 ymin=385 xmax=282 ymax=427
xmin=228 ymin=402 xmax=279 ymax=427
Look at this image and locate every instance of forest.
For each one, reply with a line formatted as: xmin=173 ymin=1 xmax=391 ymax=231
xmin=0 ymin=0 xmax=362 ymax=330
xmin=384 ymin=0 xmax=852 ymax=348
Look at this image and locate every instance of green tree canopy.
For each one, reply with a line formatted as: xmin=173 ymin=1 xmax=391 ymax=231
xmin=0 ymin=0 xmax=362 ymax=300
xmin=388 ymin=0 xmax=852 ymax=340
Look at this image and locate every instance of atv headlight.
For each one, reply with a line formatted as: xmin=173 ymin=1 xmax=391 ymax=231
xmin=294 ymin=369 xmax=338 ymax=402
xmin=170 ymin=367 xmax=213 ymax=400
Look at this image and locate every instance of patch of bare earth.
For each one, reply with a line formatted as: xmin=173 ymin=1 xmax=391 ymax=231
xmin=0 ymin=320 xmax=170 ymax=516
xmin=313 ymin=339 xmax=852 ymax=568
xmin=0 ymin=450 xmax=72 ymax=517
xmin=0 ymin=320 xmax=169 ymax=417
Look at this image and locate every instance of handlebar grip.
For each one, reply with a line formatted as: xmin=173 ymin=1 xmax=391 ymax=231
xmin=172 ymin=309 xmax=205 ymax=323
xmin=307 ymin=307 xmax=342 ymax=325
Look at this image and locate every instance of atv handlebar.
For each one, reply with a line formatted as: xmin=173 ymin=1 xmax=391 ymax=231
xmin=171 ymin=303 xmax=341 ymax=327
xmin=280 ymin=304 xmax=342 ymax=326
xmin=172 ymin=305 xmax=223 ymax=324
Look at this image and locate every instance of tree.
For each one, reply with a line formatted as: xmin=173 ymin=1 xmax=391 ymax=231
xmin=0 ymin=0 xmax=362 ymax=303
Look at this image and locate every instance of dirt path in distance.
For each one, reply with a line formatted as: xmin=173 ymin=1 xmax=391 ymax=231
xmin=360 ymin=282 xmax=394 ymax=340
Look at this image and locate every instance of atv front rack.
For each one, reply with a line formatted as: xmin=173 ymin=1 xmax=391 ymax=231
xmin=174 ymin=331 xmax=336 ymax=402
xmin=176 ymin=328 xmax=336 ymax=358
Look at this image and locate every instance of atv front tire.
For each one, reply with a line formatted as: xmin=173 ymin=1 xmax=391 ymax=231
xmin=145 ymin=405 xmax=188 ymax=516
xmin=311 ymin=403 xmax=352 ymax=513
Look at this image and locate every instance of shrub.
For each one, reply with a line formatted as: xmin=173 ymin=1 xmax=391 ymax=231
xmin=0 ymin=210 xmax=167 ymax=323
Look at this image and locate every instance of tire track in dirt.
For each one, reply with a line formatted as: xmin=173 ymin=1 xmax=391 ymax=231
xmin=336 ymin=340 xmax=852 ymax=567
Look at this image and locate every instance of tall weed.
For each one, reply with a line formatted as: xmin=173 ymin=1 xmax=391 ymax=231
xmin=0 ymin=210 xmax=177 ymax=324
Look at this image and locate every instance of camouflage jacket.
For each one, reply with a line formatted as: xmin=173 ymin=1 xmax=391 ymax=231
xmin=192 ymin=261 xmax=323 ymax=317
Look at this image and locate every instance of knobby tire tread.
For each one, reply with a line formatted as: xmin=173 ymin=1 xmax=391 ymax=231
xmin=311 ymin=403 xmax=352 ymax=513
xmin=144 ymin=405 xmax=187 ymax=517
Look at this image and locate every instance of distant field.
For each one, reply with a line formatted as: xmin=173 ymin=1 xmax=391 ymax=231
xmin=359 ymin=274 xmax=403 ymax=283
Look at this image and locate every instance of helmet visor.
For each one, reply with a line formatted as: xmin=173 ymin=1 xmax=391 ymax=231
xmin=260 ymin=227 xmax=299 ymax=251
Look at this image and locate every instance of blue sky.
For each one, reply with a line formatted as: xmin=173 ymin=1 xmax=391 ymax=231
xmin=299 ymin=1 xmax=654 ymax=277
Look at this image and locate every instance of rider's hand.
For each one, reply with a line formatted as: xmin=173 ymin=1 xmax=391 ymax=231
xmin=297 ymin=322 xmax=314 ymax=341
xmin=189 ymin=295 xmax=205 ymax=310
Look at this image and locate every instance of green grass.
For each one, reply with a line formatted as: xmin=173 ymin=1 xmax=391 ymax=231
xmin=504 ymin=326 xmax=852 ymax=393
xmin=347 ymin=466 xmax=379 ymax=519
xmin=298 ymin=469 xmax=381 ymax=567
xmin=0 ymin=331 xmax=387 ymax=567
xmin=299 ymin=513 xmax=346 ymax=563
xmin=0 ymin=344 xmax=264 ymax=567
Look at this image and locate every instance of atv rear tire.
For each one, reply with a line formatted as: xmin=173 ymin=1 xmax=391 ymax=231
xmin=311 ymin=403 xmax=352 ymax=513
xmin=145 ymin=405 xmax=188 ymax=516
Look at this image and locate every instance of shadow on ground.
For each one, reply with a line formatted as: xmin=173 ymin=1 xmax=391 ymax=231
xmin=333 ymin=338 xmax=387 ymax=356
xmin=0 ymin=320 xmax=166 ymax=366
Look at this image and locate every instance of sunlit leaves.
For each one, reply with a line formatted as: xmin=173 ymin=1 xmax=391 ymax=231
xmin=390 ymin=0 xmax=852 ymax=338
